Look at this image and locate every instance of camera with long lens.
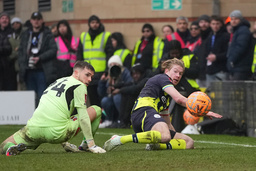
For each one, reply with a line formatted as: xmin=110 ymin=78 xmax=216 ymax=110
xmin=109 ymin=65 xmax=121 ymax=79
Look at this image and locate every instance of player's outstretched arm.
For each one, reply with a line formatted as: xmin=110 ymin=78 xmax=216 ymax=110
xmin=206 ymin=111 xmax=223 ymax=120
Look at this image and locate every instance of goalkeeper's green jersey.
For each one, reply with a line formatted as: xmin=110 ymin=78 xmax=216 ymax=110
xmin=27 ymin=76 xmax=87 ymax=127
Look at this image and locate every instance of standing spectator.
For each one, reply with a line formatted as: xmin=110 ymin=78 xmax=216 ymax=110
xmin=162 ymin=25 xmax=174 ymax=40
xmin=227 ymin=10 xmax=253 ymax=80
xmin=185 ymin=21 xmax=201 ymax=53
xmin=164 ymin=16 xmax=190 ymax=52
xmin=98 ymin=55 xmax=132 ymax=128
xmin=225 ymin=16 xmax=233 ymax=43
xmin=18 ymin=12 xmax=57 ymax=105
xmin=131 ymin=23 xmax=164 ymax=74
xmin=196 ymin=14 xmax=212 ymax=88
xmin=50 ymin=23 xmax=58 ymax=38
xmin=0 ymin=12 xmax=13 ymax=90
xmin=251 ymin=21 xmax=256 ymax=80
xmin=77 ymin=15 xmax=113 ymax=107
xmin=111 ymin=32 xmax=132 ymax=70
xmin=9 ymin=17 xmax=25 ymax=90
xmin=55 ymin=19 xmax=79 ymax=79
xmin=203 ymin=16 xmax=230 ymax=88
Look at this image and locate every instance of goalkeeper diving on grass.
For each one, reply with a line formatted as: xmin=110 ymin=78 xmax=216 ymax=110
xmin=0 ymin=61 xmax=106 ymax=156
xmin=103 ymin=58 xmax=222 ymax=151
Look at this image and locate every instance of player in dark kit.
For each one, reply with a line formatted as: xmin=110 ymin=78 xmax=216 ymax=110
xmin=104 ymin=58 xmax=222 ymax=151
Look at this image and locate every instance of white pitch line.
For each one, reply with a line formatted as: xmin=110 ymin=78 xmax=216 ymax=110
xmin=96 ymin=131 xmax=256 ymax=148
xmin=195 ymin=140 xmax=256 ymax=148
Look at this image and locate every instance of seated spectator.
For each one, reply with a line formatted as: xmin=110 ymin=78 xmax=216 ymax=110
xmin=111 ymin=63 xmax=148 ymax=128
xmin=55 ymin=19 xmax=79 ymax=78
xmin=98 ymin=55 xmax=133 ymax=128
xmin=111 ymin=32 xmax=132 ymax=70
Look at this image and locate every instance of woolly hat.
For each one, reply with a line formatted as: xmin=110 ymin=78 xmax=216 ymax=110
xmin=0 ymin=12 xmax=10 ymax=19
xmin=88 ymin=15 xmax=101 ymax=24
xmin=229 ymin=10 xmax=243 ymax=19
xmin=11 ymin=17 xmax=22 ymax=25
xmin=108 ymin=55 xmax=122 ymax=68
xmin=198 ymin=15 xmax=210 ymax=23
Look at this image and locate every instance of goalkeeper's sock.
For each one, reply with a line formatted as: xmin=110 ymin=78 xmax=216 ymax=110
xmin=120 ymin=130 xmax=161 ymax=144
xmin=0 ymin=142 xmax=16 ymax=154
xmin=158 ymin=139 xmax=186 ymax=150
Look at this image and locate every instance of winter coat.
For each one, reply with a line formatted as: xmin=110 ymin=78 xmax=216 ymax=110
xmin=227 ymin=19 xmax=254 ymax=73
xmin=203 ymin=26 xmax=230 ymax=75
xmin=18 ymin=26 xmax=57 ymax=85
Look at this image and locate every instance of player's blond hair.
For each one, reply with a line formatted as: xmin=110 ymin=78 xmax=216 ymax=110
xmin=161 ymin=58 xmax=185 ymax=71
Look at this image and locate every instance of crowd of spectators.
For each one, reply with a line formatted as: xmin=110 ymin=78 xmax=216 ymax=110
xmin=0 ymin=10 xmax=255 ymax=130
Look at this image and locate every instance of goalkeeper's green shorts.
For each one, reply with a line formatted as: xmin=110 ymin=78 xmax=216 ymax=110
xmin=13 ymin=115 xmax=81 ymax=150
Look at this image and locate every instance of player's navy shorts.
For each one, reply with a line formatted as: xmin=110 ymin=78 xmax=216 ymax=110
xmin=131 ymin=106 xmax=166 ymax=133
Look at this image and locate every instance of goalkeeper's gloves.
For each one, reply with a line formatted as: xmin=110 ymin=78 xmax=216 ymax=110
xmin=88 ymin=145 xmax=106 ymax=153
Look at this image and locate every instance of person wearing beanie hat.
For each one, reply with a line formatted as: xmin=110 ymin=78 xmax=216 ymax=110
xmin=98 ymin=55 xmax=132 ymax=128
xmin=229 ymin=10 xmax=243 ymax=20
xmin=132 ymin=23 xmax=164 ymax=73
xmin=11 ymin=17 xmax=22 ymax=25
xmin=76 ymin=14 xmax=112 ymax=111
xmin=9 ymin=16 xmax=25 ymax=91
xmin=0 ymin=11 xmax=14 ymax=91
xmin=111 ymin=32 xmax=132 ymax=70
xmin=227 ymin=10 xmax=254 ymax=80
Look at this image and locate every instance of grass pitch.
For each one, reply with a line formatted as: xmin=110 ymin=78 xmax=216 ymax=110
xmin=1 ymin=125 xmax=256 ymax=171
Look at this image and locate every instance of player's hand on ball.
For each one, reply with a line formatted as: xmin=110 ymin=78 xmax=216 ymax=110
xmin=206 ymin=111 xmax=223 ymax=120
xmin=89 ymin=145 xmax=106 ymax=153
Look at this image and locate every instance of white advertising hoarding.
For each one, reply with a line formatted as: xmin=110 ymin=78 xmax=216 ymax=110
xmin=0 ymin=91 xmax=35 ymax=125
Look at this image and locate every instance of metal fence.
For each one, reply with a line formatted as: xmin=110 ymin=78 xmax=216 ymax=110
xmin=209 ymin=81 xmax=256 ymax=137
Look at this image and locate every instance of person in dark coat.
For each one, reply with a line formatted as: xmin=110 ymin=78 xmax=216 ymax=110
xmin=18 ymin=12 xmax=57 ymax=105
xmin=0 ymin=12 xmax=14 ymax=90
xmin=203 ymin=15 xmax=230 ymax=88
xmin=227 ymin=10 xmax=254 ymax=80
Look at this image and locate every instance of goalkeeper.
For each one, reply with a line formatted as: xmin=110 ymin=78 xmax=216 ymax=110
xmin=0 ymin=61 xmax=106 ymax=156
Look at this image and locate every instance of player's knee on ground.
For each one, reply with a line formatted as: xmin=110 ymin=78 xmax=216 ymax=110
xmin=160 ymin=130 xmax=171 ymax=143
xmin=185 ymin=136 xmax=194 ymax=149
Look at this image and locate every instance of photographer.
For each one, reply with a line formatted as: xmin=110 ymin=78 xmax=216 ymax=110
xmin=97 ymin=55 xmax=132 ymax=128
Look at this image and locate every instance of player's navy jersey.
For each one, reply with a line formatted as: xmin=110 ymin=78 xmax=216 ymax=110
xmin=27 ymin=76 xmax=87 ymax=127
xmin=133 ymin=74 xmax=174 ymax=112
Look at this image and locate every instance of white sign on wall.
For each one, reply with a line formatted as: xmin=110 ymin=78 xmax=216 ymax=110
xmin=0 ymin=91 xmax=35 ymax=125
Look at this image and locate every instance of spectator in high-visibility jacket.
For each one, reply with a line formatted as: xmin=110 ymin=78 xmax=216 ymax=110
xmin=77 ymin=15 xmax=113 ymax=107
xmin=131 ymin=23 xmax=164 ymax=75
xmin=55 ymin=19 xmax=79 ymax=79
xmin=111 ymin=32 xmax=132 ymax=70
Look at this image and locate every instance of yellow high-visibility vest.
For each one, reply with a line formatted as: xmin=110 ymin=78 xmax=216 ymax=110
xmin=80 ymin=31 xmax=111 ymax=72
xmin=182 ymin=54 xmax=200 ymax=89
xmin=113 ymin=49 xmax=131 ymax=63
xmin=132 ymin=36 xmax=164 ymax=69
